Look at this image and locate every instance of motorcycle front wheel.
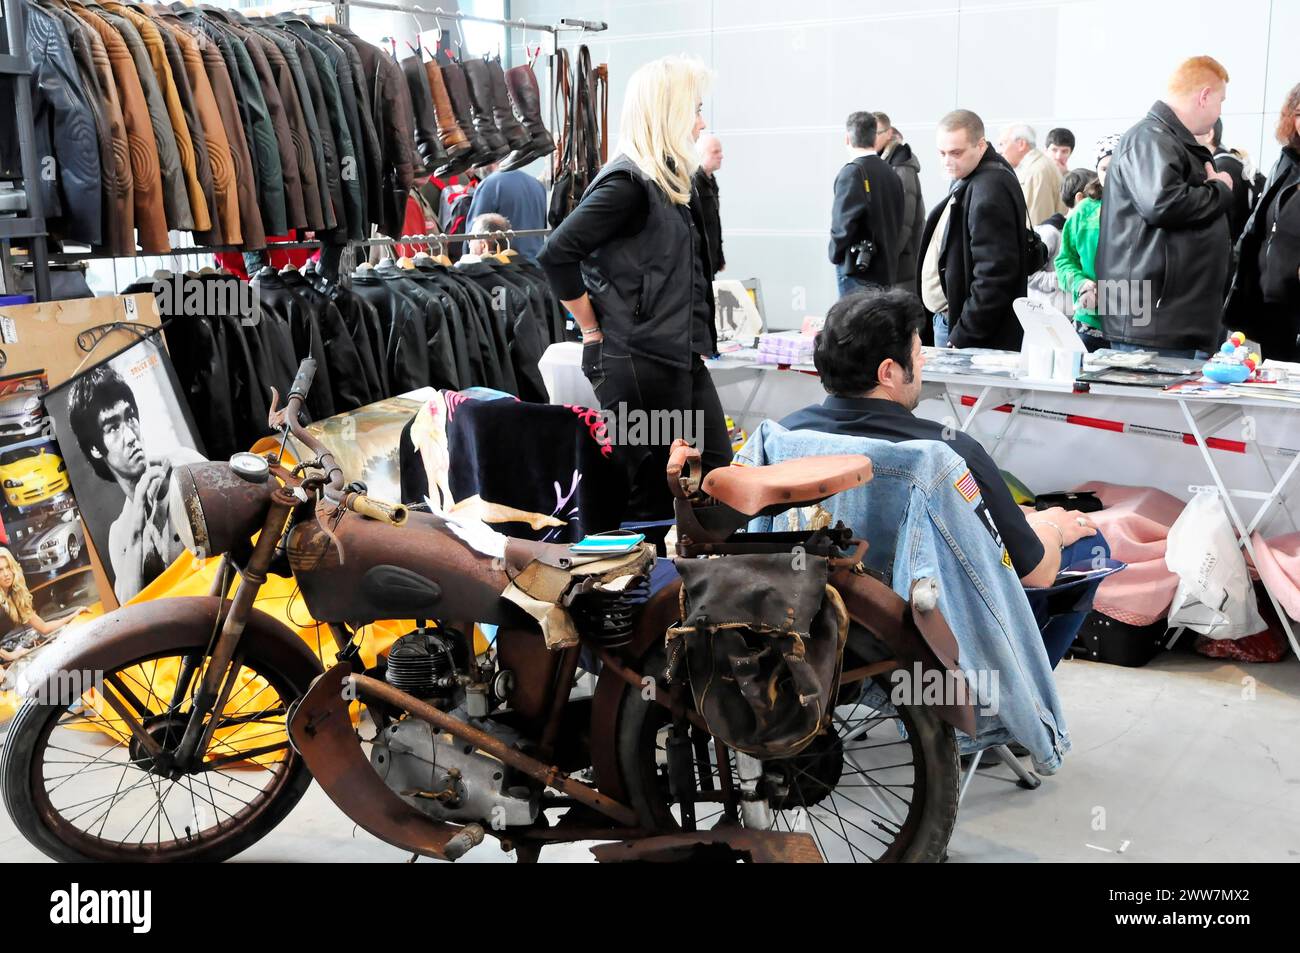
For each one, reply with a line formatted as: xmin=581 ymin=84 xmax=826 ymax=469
xmin=2 ymin=646 xmax=313 ymax=862
xmin=616 ymin=647 xmax=960 ymax=862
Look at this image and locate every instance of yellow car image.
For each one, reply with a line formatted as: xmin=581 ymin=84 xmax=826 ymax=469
xmin=0 ymin=441 xmax=71 ymax=508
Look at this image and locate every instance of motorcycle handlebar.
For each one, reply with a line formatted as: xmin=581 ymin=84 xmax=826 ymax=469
xmin=345 ymin=492 xmax=409 ymax=526
xmin=275 ymin=360 xmax=407 ymax=524
xmin=289 ymin=358 xmax=316 ymax=401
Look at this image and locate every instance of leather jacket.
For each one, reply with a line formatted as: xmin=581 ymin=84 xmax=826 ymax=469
xmin=153 ymin=10 xmax=242 ymax=245
xmin=190 ymin=24 xmax=265 ymax=248
xmin=185 ymin=7 xmax=287 ymax=235
xmin=41 ymin=1 xmax=127 ymax=253
xmin=70 ymin=1 xmax=167 ymax=252
xmin=100 ymin=7 xmax=193 ymax=230
xmin=329 ymin=24 xmax=415 ymax=238
xmin=249 ymin=23 xmax=325 ymax=231
xmin=284 ymin=19 xmax=362 ymax=240
xmin=147 ymin=11 xmax=218 ymax=241
xmin=1096 ymin=101 xmax=1233 ymax=351
xmin=19 ymin=0 xmax=103 ymax=245
xmin=104 ymin=2 xmax=210 ymax=231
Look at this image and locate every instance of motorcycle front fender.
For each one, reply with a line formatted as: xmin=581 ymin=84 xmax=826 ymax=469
xmin=15 ymin=596 xmax=324 ymax=704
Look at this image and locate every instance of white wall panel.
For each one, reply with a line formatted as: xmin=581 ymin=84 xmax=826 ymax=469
xmin=510 ymin=0 xmax=1295 ymax=328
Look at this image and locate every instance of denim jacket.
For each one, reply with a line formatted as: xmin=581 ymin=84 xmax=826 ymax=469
xmin=737 ymin=421 xmax=1070 ymax=774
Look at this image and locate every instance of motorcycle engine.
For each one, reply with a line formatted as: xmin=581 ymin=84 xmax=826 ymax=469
xmin=370 ymin=711 xmax=538 ymax=828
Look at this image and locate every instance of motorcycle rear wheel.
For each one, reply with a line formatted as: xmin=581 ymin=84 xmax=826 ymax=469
xmin=615 ymin=648 xmax=960 ymax=862
xmin=2 ymin=647 xmax=312 ymax=863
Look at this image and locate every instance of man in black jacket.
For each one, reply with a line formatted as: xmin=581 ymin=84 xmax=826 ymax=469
xmin=692 ymin=134 xmax=725 ymax=279
xmin=1096 ymin=56 xmax=1236 ymax=357
xmin=874 ymin=113 xmax=926 ymax=295
xmin=917 ymin=109 xmax=1028 ymax=350
xmin=829 ymin=111 xmax=904 ymax=297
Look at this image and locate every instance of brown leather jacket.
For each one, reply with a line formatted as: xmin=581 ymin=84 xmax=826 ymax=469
xmin=145 ymin=8 xmax=219 ymax=242
xmin=70 ymin=0 xmax=168 ymax=252
xmin=152 ymin=9 xmax=242 ymax=245
xmin=95 ymin=7 xmax=194 ymax=231
xmin=104 ymin=1 xmax=210 ymax=232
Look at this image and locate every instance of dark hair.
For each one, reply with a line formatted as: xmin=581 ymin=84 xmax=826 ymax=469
xmin=1277 ymin=83 xmax=1300 ymax=149
xmin=814 ymin=289 xmax=926 ymax=396
xmin=1046 ymin=127 xmax=1075 ymax=150
xmin=846 ymin=111 xmax=878 ymax=149
xmin=67 ymin=364 xmax=138 ymax=482
xmin=1060 ymin=167 xmax=1100 ymax=207
xmin=1207 ymin=118 xmax=1225 ymax=150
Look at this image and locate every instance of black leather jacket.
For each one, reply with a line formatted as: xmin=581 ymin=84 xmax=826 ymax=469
xmin=17 ymin=0 xmax=103 ymax=245
xmin=1096 ymin=101 xmax=1233 ymax=350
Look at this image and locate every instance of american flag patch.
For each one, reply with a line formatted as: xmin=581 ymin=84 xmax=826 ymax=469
xmin=954 ymin=471 xmax=980 ymax=502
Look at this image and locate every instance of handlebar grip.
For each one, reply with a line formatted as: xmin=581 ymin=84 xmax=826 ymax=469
xmin=348 ymin=494 xmax=409 ymax=526
xmin=289 ymin=359 xmax=317 ymax=400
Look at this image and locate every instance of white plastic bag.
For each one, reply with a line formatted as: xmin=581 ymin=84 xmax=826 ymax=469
xmin=1165 ymin=490 xmax=1265 ymax=639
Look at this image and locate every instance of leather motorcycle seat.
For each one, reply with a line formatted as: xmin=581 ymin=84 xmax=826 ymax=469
xmin=702 ymin=455 xmax=873 ymax=517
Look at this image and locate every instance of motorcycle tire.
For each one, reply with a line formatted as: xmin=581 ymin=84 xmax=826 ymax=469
xmin=614 ymin=646 xmax=960 ymax=862
xmin=2 ymin=646 xmax=314 ymax=863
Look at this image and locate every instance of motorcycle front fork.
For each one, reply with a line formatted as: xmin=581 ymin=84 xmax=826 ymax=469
xmin=171 ymin=491 xmax=296 ymax=772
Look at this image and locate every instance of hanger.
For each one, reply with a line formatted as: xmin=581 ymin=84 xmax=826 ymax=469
xmin=279 ymin=261 xmax=300 ymax=275
xmin=493 ymin=230 xmax=518 ymax=262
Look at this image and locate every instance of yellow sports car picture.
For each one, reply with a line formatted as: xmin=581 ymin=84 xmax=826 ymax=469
xmin=0 ymin=440 xmax=71 ymax=508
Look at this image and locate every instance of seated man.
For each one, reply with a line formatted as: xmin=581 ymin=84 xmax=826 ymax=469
xmin=781 ymin=288 xmax=1110 ymax=664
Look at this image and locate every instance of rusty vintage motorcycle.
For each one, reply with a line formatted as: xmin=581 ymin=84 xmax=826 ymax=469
xmin=2 ymin=359 xmax=975 ymax=863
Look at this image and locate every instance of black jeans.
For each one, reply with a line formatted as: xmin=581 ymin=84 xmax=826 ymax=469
xmin=582 ymin=339 xmax=732 ymax=521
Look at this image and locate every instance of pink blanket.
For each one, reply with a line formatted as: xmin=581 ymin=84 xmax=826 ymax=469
xmin=1250 ymin=532 xmax=1300 ymax=622
xmin=1072 ymin=482 xmax=1186 ymax=626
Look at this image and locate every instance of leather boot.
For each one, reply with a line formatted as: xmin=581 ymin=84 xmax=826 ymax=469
xmin=401 ymin=55 xmax=449 ymax=175
xmin=425 ymin=59 xmax=472 ymax=159
xmin=460 ymin=57 xmax=510 ymax=163
xmin=440 ymin=62 xmax=497 ymax=168
xmin=499 ymin=63 xmax=556 ymax=172
xmin=487 ymin=57 xmax=530 ymax=151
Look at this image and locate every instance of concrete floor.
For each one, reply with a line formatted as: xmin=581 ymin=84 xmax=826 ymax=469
xmin=3 ymin=651 xmax=1298 ymax=863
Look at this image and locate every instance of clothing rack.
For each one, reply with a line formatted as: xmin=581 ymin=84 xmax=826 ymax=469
xmin=5 ymin=0 xmax=601 ymax=292
xmin=332 ymin=0 xmax=606 ymax=39
xmin=40 ymin=229 xmax=554 ymax=264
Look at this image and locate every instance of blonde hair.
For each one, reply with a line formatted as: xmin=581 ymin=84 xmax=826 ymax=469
xmin=615 ymin=55 xmax=711 ymax=205
xmin=0 ymin=548 xmax=33 ymax=625
xmin=1168 ymin=56 xmax=1229 ymax=98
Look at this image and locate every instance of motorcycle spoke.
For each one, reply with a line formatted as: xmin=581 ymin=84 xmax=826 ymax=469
xmin=818 ymin=793 xmax=896 ymax=850
xmin=822 ymin=787 xmax=904 ymax=842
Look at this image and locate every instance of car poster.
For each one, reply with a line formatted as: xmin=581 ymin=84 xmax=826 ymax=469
xmin=0 ymin=372 xmax=102 ymax=721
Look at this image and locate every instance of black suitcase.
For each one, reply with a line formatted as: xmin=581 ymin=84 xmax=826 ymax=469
xmin=1068 ymin=612 xmax=1171 ymax=667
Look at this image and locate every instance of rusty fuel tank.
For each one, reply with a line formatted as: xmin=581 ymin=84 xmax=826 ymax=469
xmin=286 ymin=509 xmax=532 ymax=628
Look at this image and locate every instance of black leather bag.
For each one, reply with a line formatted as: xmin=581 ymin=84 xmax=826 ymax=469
xmin=548 ymin=46 xmax=600 ymax=228
xmin=1024 ymin=226 xmax=1050 ymax=276
xmin=667 ymin=554 xmax=848 ymax=759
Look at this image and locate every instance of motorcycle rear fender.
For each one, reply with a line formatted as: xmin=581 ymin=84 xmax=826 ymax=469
xmin=15 ymin=596 xmax=324 ymax=704
xmin=830 ymin=568 xmax=977 ymax=737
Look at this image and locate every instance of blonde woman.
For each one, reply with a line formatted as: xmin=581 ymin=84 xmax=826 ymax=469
xmin=539 ymin=55 xmax=731 ymax=521
xmin=0 ymin=548 xmax=86 ymax=665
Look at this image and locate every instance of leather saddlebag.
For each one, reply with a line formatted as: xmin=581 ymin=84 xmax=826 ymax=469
xmin=667 ymin=554 xmax=848 ymax=759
